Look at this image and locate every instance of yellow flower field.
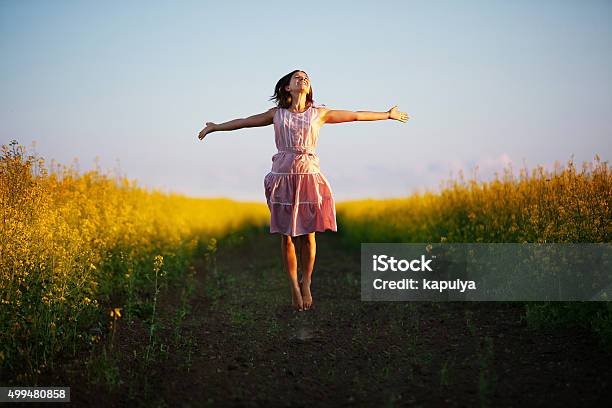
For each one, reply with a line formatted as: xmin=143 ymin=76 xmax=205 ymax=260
xmin=337 ymin=156 xmax=610 ymax=245
xmin=0 ymin=141 xmax=269 ymax=381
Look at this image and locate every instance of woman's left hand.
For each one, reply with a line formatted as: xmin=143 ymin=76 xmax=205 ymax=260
xmin=388 ymin=106 xmax=410 ymax=122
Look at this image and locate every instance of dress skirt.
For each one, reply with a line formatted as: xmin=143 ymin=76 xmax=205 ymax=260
xmin=264 ymin=168 xmax=337 ymax=237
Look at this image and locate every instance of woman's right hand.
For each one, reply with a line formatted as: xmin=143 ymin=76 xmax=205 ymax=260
xmin=198 ymin=122 xmax=217 ymax=140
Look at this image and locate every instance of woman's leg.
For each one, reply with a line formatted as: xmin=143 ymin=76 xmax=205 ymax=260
xmin=281 ymin=234 xmax=303 ymax=311
xmin=298 ymin=232 xmax=316 ymax=310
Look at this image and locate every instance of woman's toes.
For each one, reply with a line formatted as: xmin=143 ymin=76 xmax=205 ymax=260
xmin=300 ymin=281 xmax=312 ymax=310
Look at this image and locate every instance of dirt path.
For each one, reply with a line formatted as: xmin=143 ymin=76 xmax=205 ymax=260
xmin=42 ymin=228 xmax=612 ymax=407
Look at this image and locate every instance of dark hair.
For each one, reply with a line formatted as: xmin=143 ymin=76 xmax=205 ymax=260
xmin=269 ymin=69 xmax=315 ymax=109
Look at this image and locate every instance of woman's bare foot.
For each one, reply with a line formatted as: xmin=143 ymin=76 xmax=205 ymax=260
xmin=291 ymin=284 xmax=304 ymax=311
xmin=300 ymin=279 xmax=313 ymax=310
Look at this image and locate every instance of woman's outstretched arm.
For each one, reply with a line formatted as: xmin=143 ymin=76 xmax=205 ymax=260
xmin=198 ymin=107 xmax=277 ymax=140
xmin=320 ymin=105 xmax=409 ymax=125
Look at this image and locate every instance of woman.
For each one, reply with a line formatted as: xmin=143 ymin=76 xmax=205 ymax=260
xmin=198 ymin=69 xmax=409 ymax=312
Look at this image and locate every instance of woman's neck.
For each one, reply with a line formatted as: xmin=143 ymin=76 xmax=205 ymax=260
xmin=289 ymin=93 xmax=308 ymax=112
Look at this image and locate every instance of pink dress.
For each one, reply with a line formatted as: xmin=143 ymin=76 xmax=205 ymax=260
xmin=264 ymin=104 xmax=338 ymax=237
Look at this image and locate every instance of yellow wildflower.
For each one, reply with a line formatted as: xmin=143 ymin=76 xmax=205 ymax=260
xmin=110 ymin=307 xmax=122 ymax=318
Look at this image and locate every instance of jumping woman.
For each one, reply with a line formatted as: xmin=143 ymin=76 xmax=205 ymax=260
xmin=197 ymin=69 xmax=409 ymax=312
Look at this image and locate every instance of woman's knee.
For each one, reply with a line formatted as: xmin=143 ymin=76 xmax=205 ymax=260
xmin=281 ymin=234 xmax=296 ymax=248
xmin=302 ymin=232 xmax=316 ymax=247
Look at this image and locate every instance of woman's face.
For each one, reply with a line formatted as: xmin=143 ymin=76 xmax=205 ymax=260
xmin=286 ymin=71 xmax=310 ymax=94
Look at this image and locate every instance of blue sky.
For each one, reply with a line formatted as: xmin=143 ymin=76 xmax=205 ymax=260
xmin=1 ymin=0 xmax=610 ymax=202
